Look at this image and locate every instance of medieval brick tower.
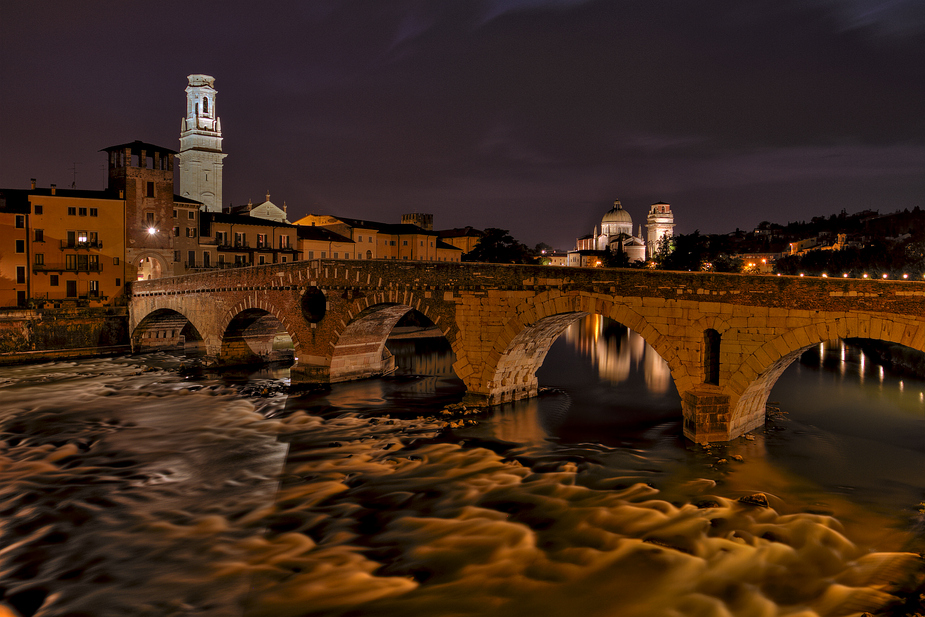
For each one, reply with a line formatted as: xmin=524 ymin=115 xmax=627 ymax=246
xmin=177 ymin=74 xmax=225 ymax=212
xmin=103 ymin=141 xmax=177 ymax=279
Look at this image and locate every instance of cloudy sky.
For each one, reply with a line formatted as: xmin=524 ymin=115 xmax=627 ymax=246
xmin=2 ymin=0 xmax=923 ymax=249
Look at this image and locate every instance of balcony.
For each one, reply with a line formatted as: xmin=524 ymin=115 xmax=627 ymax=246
xmin=60 ymin=240 xmax=103 ymax=250
xmin=33 ymin=262 xmax=103 ymax=273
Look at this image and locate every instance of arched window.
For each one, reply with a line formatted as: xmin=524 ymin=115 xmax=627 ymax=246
xmin=704 ymin=329 xmax=721 ymax=385
xmin=203 ymin=96 xmax=209 ymax=114
xmin=366 ymin=250 xmax=373 ymax=259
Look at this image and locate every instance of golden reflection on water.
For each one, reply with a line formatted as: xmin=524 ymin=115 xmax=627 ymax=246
xmin=562 ymin=315 xmax=671 ymax=393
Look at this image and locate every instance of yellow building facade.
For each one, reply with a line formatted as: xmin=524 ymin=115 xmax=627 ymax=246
xmin=0 ymin=184 xmax=126 ymax=307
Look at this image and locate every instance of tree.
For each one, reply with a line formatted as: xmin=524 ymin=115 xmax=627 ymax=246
xmin=659 ymin=231 xmax=707 ymax=271
xmin=462 ymin=228 xmax=538 ymax=264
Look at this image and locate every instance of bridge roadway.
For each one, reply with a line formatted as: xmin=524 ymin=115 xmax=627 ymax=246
xmin=129 ymin=260 xmax=925 ymax=442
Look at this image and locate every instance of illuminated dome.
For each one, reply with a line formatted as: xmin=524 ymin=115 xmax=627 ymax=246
xmin=601 ymin=199 xmax=633 ymax=236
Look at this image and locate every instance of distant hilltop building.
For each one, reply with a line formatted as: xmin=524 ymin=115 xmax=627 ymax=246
xmin=569 ymin=200 xmax=674 ymax=266
xmin=177 ymin=74 xmax=225 ymax=212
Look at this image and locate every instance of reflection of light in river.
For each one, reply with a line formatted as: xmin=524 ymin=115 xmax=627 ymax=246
xmin=563 ymin=315 xmax=670 ymax=393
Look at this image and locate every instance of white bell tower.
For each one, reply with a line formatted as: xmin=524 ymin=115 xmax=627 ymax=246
xmin=646 ymin=202 xmax=675 ymax=259
xmin=177 ymin=74 xmax=226 ymax=212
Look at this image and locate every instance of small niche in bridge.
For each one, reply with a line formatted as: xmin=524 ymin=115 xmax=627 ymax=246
xmin=301 ymin=287 xmax=326 ymax=323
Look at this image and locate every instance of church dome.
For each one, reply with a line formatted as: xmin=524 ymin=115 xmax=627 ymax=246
xmin=602 ymin=200 xmax=633 ymax=225
xmin=600 ymin=199 xmax=633 ymax=238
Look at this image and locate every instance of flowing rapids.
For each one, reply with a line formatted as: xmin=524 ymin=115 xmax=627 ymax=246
xmin=0 ymin=328 xmax=923 ymax=616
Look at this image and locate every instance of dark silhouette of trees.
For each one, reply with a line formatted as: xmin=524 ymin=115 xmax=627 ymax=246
xmin=462 ymin=228 xmax=538 ymax=264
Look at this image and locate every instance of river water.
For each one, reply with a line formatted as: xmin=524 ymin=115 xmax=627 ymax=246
xmin=0 ymin=315 xmax=923 ymax=617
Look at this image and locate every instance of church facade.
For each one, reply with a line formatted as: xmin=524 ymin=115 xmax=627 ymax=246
xmin=570 ymin=200 xmax=675 ymax=266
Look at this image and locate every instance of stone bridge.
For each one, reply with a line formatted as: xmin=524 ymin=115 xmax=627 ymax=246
xmin=129 ymin=260 xmax=925 ymax=442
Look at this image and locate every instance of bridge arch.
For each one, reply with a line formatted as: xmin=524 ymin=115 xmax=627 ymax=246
xmin=132 ymin=307 xmax=205 ymax=353
xmin=330 ymin=291 xmax=455 ymax=383
xmin=468 ymin=290 xmax=691 ymax=405
xmin=217 ymin=302 xmax=298 ymax=367
xmin=725 ymin=316 xmax=925 ymax=438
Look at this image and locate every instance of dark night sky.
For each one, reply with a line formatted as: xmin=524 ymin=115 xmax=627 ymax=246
xmin=2 ymin=0 xmax=924 ymax=249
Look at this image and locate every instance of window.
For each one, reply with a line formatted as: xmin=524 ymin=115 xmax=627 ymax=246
xmin=390 ymin=240 xmax=395 ymax=246
xmin=68 ymin=207 xmax=76 ymax=216
xmin=16 ymin=266 xmax=25 ymax=284
xmin=420 ymin=241 xmax=424 ymax=247
xmin=17 ymin=291 xmax=26 ymax=307
xmin=34 ymin=253 xmax=44 ymax=265
xmin=188 ymin=250 xmax=196 ymax=266
xmin=15 ymin=240 xmax=25 ymax=253
xmin=173 ymin=209 xmax=178 ymax=218
xmin=15 ymin=215 xmax=24 ymax=228
xmin=89 ymin=208 xmax=98 ymax=217
xmin=66 ymin=254 xmax=77 ymax=270
xmin=34 ymin=229 xmax=44 ymax=242
xmin=88 ymin=231 xmax=98 ymax=246
xmin=333 ymin=252 xmax=338 ymax=259
xmin=34 ymin=205 xmax=43 ymax=215
xmin=146 ymin=182 xmax=154 ymax=197
xmin=203 ymin=252 xmax=210 ymax=267
xmin=174 ymin=251 xmax=181 ymax=262
xmin=403 ymin=240 xmax=408 ymax=246
xmin=145 ymin=212 xmax=155 ymax=226
xmin=279 ymin=236 xmax=290 ymax=249
xmin=235 ymin=232 xmax=245 ymax=247
xmin=257 ymin=233 xmax=267 ymax=248
xmin=358 ymin=235 xmax=363 ymax=242
xmin=215 ymin=231 xmax=227 ymax=245
xmin=281 ymin=256 xmax=286 ymax=263
xmin=77 ymin=230 xmax=88 ymax=244
xmin=308 ymin=251 xmax=314 ymax=259
xmin=66 ymin=280 xmax=77 ymax=298
xmin=258 ymin=255 xmax=266 ymax=265
xmin=115 ymin=278 xmax=121 ymax=287
xmin=89 ymin=280 xmax=99 ymax=297
xmin=188 ymin=211 xmax=195 ymax=220
xmin=186 ymin=227 xmax=196 ymax=238
xmin=78 ymin=207 xmax=87 ymax=216
xmin=113 ymin=257 xmax=119 ymax=265
xmin=321 ymin=251 xmax=326 ymax=258
xmin=704 ymin=329 xmax=721 ymax=385
xmin=174 ymin=226 xmax=180 ymax=237
xmin=366 ymin=250 xmax=372 ymax=259
xmin=50 ymin=275 xmax=59 ymax=286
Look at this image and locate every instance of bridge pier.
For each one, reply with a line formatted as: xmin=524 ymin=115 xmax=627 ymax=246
xmin=682 ymin=390 xmax=733 ymax=443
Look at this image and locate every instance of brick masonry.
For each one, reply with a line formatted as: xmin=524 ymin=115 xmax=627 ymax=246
xmin=130 ymin=261 xmax=925 ymax=442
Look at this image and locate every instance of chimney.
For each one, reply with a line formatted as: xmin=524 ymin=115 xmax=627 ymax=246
xmin=283 ymin=202 xmax=287 ymax=213
xmin=30 ymin=178 xmax=36 ymax=190
xmin=119 ymin=189 xmax=124 ymax=199
xmin=50 ymin=184 xmax=56 ymax=195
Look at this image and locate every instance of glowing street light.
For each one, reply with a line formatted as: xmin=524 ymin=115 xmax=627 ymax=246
xmin=882 ymin=273 xmax=888 ymax=279
xmin=843 ymin=273 xmax=848 ymax=278
xmin=863 ymin=274 xmax=869 ymax=278
xmin=147 ymin=227 xmax=158 ymax=235
xmin=903 ymin=274 xmax=909 ymax=279
xmin=821 ymin=273 xmax=828 ymax=277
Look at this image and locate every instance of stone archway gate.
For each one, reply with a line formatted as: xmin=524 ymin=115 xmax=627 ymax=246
xmin=129 ymin=260 xmax=925 ymax=442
